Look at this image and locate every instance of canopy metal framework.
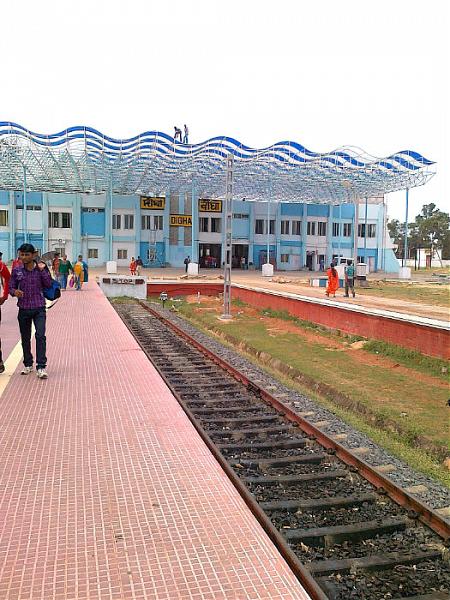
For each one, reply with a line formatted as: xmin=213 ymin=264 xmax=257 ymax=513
xmin=0 ymin=122 xmax=435 ymax=203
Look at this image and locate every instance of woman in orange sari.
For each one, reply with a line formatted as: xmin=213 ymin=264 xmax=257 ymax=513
xmin=326 ymin=264 xmax=339 ymax=297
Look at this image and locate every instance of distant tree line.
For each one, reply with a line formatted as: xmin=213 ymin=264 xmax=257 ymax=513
xmin=388 ymin=203 xmax=450 ymax=261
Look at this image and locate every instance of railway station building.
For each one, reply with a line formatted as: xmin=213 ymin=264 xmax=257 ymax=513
xmin=0 ymin=123 xmax=435 ymax=275
xmin=0 ymin=190 xmax=397 ymax=272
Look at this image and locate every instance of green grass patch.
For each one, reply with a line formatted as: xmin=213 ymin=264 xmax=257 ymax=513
xmin=232 ymin=298 xmax=248 ymax=308
xmin=174 ymin=306 xmax=450 ymax=488
xmin=364 ymin=339 xmax=450 ymax=380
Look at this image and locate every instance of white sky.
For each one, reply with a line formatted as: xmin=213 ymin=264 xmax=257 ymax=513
xmin=1 ymin=0 xmax=448 ymax=221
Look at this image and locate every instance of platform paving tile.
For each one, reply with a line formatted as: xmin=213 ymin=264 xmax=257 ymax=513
xmin=0 ymin=283 xmax=309 ymax=600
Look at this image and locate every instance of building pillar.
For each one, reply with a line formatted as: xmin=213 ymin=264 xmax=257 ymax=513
xmin=71 ymin=194 xmax=82 ymax=259
xmin=104 ymin=189 xmax=112 ymax=262
xmin=42 ymin=192 xmax=49 ymax=253
xmin=403 ymin=188 xmax=409 ymax=267
xmin=178 ymin=192 xmax=185 ymax=257
xmin=135 ymin=195 xmax=141 ymax=260
xmin=191 ymin=183 xmax=199 ymax=263
xmin=23 ymin=167 xmax=28 ymax=243
xmin=8 ymin=191 xmax=15 ymax=261
xmin=275 ymin=202 xmax=281 ymax=267
xmin=301 ymin=203 xmax=307 ymax=267
xmin=326 ymin=204 xmax=333 ymax=265
xmin=353 ymin=200 xmax=359 ymax=263
xmin=163 ymin=188 xmax=170 ymax=265
xmin=248 ymin=201 xmax=254 ymax=267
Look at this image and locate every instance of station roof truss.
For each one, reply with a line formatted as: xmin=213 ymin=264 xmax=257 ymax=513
xmin=0 ymin=122 xmax=436 ymax=203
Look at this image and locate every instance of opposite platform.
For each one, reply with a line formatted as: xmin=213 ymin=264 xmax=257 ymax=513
xmin=0 ymin=282 xmax=310 ymax=600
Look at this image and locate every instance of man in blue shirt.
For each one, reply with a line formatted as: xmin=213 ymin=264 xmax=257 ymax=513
xmin=344 ymin=259 xmax=355 ymax=298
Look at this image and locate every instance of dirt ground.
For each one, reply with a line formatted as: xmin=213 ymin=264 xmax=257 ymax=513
xmin=184 ymin=295 xmax=448 ymax=390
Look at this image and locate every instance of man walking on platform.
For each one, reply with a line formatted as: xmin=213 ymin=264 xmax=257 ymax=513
xmin=9 ymin=243 xmax=53 ymax=379
xmin=183 ymin=124 xmax=189 ymax=144
xmin=344 ymin=259 xmax=356 ymax=298
xmin=0 ymin=252 xmax=11 ymax=373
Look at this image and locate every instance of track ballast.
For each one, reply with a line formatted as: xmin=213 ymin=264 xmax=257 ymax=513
xmin=114 ymin=300 xmax=450 ymax=600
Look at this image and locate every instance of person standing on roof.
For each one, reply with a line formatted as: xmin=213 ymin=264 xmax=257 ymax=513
xmin=9 ymin=243 xmax=53 ymax=379
xmin=174 ymin=126 xmax=182 ymax=142
xmin=0 ymin=252 xmax=11 ymax=374
xmin=183 ymin=124 xmax=189 ymax=144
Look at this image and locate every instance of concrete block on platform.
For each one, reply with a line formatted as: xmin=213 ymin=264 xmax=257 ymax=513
xmin=262 ymin=263 xmax=274 ymax=277
xmin=99 ymin=275 xmax=147 ymax=298
xmin=187 ymin=262 xmax=199 ymax=275
xmin=106 ymin=260 xmax=117 ymax=274
xmin=398 ymin=266 xmax=411 ymax=279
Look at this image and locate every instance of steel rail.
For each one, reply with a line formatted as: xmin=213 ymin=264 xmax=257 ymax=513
xmin=137 ymin=300 xmax=450 ymax=542
xmin=119 ymin=303 xmax=329 ymax=600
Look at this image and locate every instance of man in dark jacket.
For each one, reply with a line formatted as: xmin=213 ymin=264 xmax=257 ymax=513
xmin=9 ymin=243 xmax=52 ymax=379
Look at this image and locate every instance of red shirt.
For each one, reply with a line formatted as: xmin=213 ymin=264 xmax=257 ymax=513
xmin=0 ymin=261 xmax=11 ymax=300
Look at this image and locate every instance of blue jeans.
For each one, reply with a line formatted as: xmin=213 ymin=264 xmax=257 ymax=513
xmin=60 ymin=273 xmax=68 ymax=289
xmin=18 ymin=307 xmax=47 ymax=369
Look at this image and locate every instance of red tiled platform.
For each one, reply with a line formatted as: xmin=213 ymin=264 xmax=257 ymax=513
xmin=0 ymin=283 xmax=310 ymax=600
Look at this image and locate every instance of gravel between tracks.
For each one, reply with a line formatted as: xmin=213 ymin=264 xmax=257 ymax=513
xmin=147 ymin=301 xmax=450 ymax=516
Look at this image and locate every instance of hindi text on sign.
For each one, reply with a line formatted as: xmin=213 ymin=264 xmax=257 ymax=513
xmin=140 ymin=196 xmax=165 ymax=210
xmin=199 ymin=199 xmax=222 ymax=212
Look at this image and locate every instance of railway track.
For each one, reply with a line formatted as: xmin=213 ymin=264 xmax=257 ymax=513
xmin=114 ymin=300 xmax=450 ymax=600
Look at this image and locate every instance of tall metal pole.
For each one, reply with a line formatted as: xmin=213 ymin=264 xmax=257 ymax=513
xmin=191 ymin=180 xmax=196 ymax=264
xmin=266 ymin=188 xmax=271 ymax=265
xmin=353 ymin=198 xmax=359 ymax=264
xmin=363 ymin=196 xmax=368 ymax=263
xmin=337 ymin=203 xmax=342 ymax=262
xmin=23 ymin=166 xmax=28 ymax=243
xmin=109 ymin=175 xmax=113 ymax=261
xmin=403 ymin=188 xmax=409 ymax=267
xmin=222 ymin=154 xmax=234 ymax=319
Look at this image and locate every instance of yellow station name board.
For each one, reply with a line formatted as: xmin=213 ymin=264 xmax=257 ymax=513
xmin=140 ymin=196 xmax=165 ymax=210
xmin=199 ymin=199 xmax=222 ymax=212
xmin=170 ymin=214 xmax=192 ymax=227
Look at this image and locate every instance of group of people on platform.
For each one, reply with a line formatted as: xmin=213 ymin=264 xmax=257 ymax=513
xmin=51 ymin=253 xmax=89 ymax=291
xmin=326 ymin=259 xmax=356 ymax=298
xmin=129 ymin=256 xmax=143 ymax=276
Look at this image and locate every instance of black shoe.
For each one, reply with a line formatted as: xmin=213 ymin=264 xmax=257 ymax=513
xmin=0 ymin=362 xmax=4 ymax=374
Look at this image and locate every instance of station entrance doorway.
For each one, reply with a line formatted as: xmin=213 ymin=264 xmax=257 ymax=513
xmin=199 ymin=243 xmax=221 ymax=268
xmin=232 ymin=244 xmax=249 ymax=269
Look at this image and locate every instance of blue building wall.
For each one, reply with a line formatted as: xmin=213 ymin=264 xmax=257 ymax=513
xmin=81 ymin=211 xmax=105 ymax=236
xmin=0 ymin=189 xmax=399 ymax=272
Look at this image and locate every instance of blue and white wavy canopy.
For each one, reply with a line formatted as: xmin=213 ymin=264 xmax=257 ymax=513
xmin=0 ymin=122 xmax=435 ymax=203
